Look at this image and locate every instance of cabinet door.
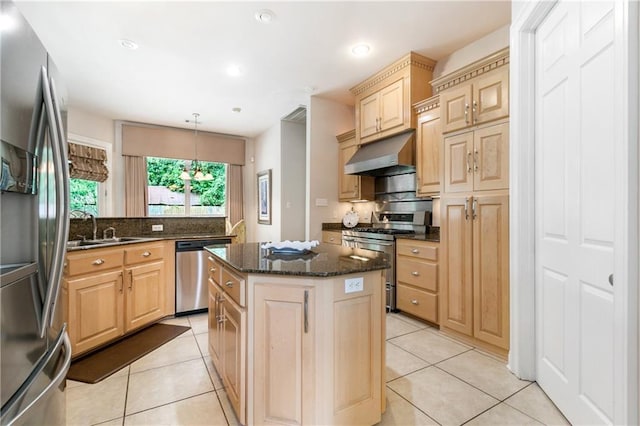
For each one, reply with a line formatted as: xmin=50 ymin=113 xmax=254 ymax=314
xmin=378 ymin=79 xmax=404 ymax=133
xmin=253 ymin=284 xmax=315 ymax=425
xmin=359 ymin=92 xmax=379 ymax=139
xmin=208 ymin=278 xmax=223 ymax=371
xmin=124 ymin=260 xmax=165 ymax=332
xmin=67 ymin=270 xmax=124 ymax=355
xmin=472 ymin=68 xmax=509 ymax=125
xmin=338 ymin=137 xmax=360 ymax=200
xmin=473 ymin=123 xmax=509 ymax=191
xmin=440 ymin=197 xmax=473 ymax=336
xmin=441 ymin=84 xmax=472 ymax=133
xmin=221 ymin=295 xmax=246 ymax=425
xmin=444 ymin=132 xmax=474 ymax=193
xmin=416 ymin=108 xmax=442 ymax=196
xmin=472 ymin=195 xmax=509 ymax=350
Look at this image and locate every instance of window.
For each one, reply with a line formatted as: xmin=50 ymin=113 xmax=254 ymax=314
xmin=146 ymin=157 xmax=226 ymax=216
xmin=70 ymin=178 xmax=99 ymax=215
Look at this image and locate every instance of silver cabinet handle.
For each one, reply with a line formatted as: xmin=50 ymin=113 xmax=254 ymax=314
xmin=472 ymin=100 xmax=478 ymax=123
xmin=142 ymin=251 xmax=151 ymax=257
xmin=329 ymin=237 xmax=335 ymax=241
xmin=411 ymin=248 xmax=420 ymax=254
xmin=92 ymin=258 xmax=105 ymax=265
xmin=128 ymin=270 xmax=133 ymax=290
xmin=225 ymin=280 xmax=234 ymax=288
xmin=411 ymin=271 xmax=420 ymax=277
xmin=609 ymin=274 xmax=614 ymax=286
xmin=474 ymin=149 xmax=479 ymax=172
xmin=467 ymin=151 xmax=472 ymax=173
xmin=464 ymin=198 xmax=470 ymax=220
xmin=304 ymin=290 xmax=309 ymax=333
xmin=411 ymin=299 xmax=419 ymax=305
xmin=119 ymin=272 xmax=123 ymax=293
xmin=464 ymin=103 xmax=469 ymax=124
xmin=472 ymin=198 xmax=478 ymax=220
xmin=209 ymin=267 xmax=216 ymax=272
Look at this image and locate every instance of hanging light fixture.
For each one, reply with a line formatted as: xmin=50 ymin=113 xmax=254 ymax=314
xmin=181 ymin=112 xmax=214 ymax=182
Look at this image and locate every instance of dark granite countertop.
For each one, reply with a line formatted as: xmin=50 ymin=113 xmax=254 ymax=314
xmin=395 ymin=232 xmax=440 ymax=243
xmin=205 ymin=242 xmax=390 ymax=277
xmin=66 ymin=234 xmax=233 ymax=252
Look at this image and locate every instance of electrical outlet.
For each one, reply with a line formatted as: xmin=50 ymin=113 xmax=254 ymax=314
xmin=344 ymin=277 xmax=364 ymax=294
xmin=151 ymin=224 xmax=163 ymax=232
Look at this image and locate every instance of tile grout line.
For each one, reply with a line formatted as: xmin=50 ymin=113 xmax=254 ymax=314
xmin=122 ymin=390 xmax=217 ymax=419
xmin=384 ymin=385 xmax=443 ymax=426
xmin=501 ymin=382 xmax=557 ymax=425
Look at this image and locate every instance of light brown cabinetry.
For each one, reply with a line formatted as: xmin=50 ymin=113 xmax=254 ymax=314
xmin=207 ymin=256 xmax=246 ymax=425
xmin=322 ymin=230 xmax=342 ymax=245
xmin=337 ymin=130 xmax=374 ymax=201
xmin=444 ymin=122 xmax=509 ymax=193
xmin=440 ymin=195 xmax=509 ymax=353
xmin=64 ymin=242 xmax=167 ymax=356
xmin=438 ymin=67 xmax=509 ymax=133
xmin=414 ymin=96 xmax=442 ymax=196
xmin=396 ymin=239 xmax=439 ymax=323
xmin=351 ymin=52 xmax=436 ymax=145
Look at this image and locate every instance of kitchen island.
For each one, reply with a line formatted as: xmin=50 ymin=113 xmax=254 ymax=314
xmin=205 ymin=243 xmax=389 ymax=426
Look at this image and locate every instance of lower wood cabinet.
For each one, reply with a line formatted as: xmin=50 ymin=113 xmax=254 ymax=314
xmin=64 ymin=242 xmax=168 ymax=356
xmin=322 ymin=230 xmax=342 ymax=245
xmin=395 ymin=239 xmax=439 ymax=323
xmin=440 ymin=194 xmax=509 ymax=354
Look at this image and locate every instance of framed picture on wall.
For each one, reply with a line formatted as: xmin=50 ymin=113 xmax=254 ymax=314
xmin=257 ymin=169 xmax=272 ymax=225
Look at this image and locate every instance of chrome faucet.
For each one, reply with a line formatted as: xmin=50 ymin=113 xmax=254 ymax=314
xmin=103 ymin=227 xmax=116 ymax=240
xmin=71 ymin=210 xmax=97 ymax=241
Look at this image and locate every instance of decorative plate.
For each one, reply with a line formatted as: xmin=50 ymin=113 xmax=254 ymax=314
xmin=342 ymin=210 xmax=359 ymax=228
xmin=261 ymin=240 xmax=319 ymax=251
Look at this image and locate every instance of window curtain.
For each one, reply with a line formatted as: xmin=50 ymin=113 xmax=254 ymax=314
xmin=124 ymin=155 xmax=148 ymax=217
xmin=227 ymin=164 xmax=244 ymax=225
xmin=68 ymin=142 xmax=108 ymax=182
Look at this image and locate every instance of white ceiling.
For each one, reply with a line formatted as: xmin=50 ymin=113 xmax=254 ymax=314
xmin=16 ymin=1 xmax=511 ymax=138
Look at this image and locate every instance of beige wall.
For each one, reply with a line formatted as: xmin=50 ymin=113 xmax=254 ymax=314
xmin=306 ymin=96 xmax=355 ymax=241
xmin=433 ymin=24 xmax=510 ymax=79
xmin=252 ymin=122 xmax=282 ymax=242
xmin=281 ymin=120 xmax=306 ymax=241
xmin=67 ymin=107 xmax=114 ymax=145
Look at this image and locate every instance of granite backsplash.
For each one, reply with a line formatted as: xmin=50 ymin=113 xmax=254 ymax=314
xmin=69 ymin=216 xmax=226 ymax=240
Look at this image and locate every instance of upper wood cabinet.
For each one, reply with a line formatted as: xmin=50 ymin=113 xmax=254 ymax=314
xmin=336 ymin=129 xmax=374 ymax=201
xmin=414 ymin=96 xmax=442 ymax=196
xmin=432 ymin=48 xmax=509 ymax=134
xmin=444 ymin=122 xmax=509 ymax=193
xmin=351 ymin=52 xmax=436 ymax=145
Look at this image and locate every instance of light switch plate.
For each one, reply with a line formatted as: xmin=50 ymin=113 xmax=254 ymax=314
xmin=345 ymin=277 xmax=364 ymax=294
xmin=152 ymin=224 xmax=163 ymax=231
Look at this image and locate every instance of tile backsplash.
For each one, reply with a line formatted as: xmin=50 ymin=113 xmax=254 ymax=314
xmin=69 ymin=216 xmax=226 ymax=240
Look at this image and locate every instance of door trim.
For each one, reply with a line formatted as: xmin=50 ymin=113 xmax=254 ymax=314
xmin=509 ymin=1 xmax=639 ymax=423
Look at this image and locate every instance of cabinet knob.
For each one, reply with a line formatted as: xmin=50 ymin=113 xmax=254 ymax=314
xmin=411 ymin=299 xmax=419 ymax=305
xmin=411 ymin=248 xmax=420 ymax=254
xmin=329 ymin=237 xmax=334 ymax=241
xmin=142 ymin=251 xmax=151 ymax=257
xmin=209 ymin=267 xmax=216 ymax=272
xmin=225 ymin=280 xmax=234 ymax=288
xmin=411 ymin=271 xmax=420 ymax=277
xmin=92 ymin=258 xmax=105 ymax=265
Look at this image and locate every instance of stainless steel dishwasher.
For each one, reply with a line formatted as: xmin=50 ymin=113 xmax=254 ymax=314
xmin=175 ymin=238 xmax=231 ymax=316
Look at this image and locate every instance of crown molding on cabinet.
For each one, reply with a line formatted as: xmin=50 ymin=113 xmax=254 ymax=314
xmin=413 ymin=94 xmax=440 ymax=114
xmin=430 ymin=47 xmax=509 ymax=93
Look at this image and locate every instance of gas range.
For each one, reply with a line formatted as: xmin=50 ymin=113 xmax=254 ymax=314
xmin=342 ymin=227 xmax=416 ymax=241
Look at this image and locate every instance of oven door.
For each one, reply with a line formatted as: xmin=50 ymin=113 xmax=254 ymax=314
xmin=342 ymin=235 xmax=396 ymax=311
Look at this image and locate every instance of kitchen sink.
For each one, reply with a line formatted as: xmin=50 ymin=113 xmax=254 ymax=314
xmin=66 ymin=237 xmax=154 ymax=249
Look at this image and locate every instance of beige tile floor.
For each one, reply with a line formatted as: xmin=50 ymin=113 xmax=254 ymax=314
xmin=65 ymin=312 xmax=570 ymax=426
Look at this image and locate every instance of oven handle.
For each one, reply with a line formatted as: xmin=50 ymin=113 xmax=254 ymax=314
xmin=342 ymin=236 xmax=394 ymax=247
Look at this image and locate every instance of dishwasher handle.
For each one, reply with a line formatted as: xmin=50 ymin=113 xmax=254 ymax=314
xmin=175 ymin=239 xmax=232 ymax=251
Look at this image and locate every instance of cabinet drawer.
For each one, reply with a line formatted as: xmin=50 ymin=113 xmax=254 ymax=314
xmin=124 ymin=244 xmax=165 ymax=265
xmin=65 ymin=248 xmax=123 ymax=277
xmin=396 ymin=240 xmax=438 ymax=261
xmin=207 ymin=256 xmax=222 ymax=285
xmin=396 ymin=284 xmax=438 ymax=324
xmin=322 ymin=231 xmax=342 ymax=245
xmin=220 ymin=267 xmax=246 ymax=307
xmin=397 ymin=259 xmax=437 ymax=292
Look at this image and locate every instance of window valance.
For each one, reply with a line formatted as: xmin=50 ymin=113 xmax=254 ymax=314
xmin=68 ymin=142 xmax=109 ymax=182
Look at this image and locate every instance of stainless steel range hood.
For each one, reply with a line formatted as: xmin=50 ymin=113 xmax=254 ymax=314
xmin=344 ymin=130 xmax=415 ymax=177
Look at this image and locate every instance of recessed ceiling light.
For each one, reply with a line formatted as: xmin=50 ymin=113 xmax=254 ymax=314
xmin=0 ymin=14 xmax=16 ymax=32
xmin=118 ymin=39 xmax=139 ymax=50
xmin=231 ymin=107 xmax=242 ymax=113
xmin=255 ymin=9 xmax=275 ymax=23
xmin=351 ymin=43 xmax=371 ymax=57
xmin=226 ymin=65 xmax=242 ymax=77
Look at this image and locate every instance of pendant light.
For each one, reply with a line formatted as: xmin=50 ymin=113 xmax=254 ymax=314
xmin=181 ymin=112 xmax=213 ymax=181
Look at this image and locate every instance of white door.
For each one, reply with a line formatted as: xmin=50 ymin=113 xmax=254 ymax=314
xmin=535 ymin=1 xmax=625 ymax=424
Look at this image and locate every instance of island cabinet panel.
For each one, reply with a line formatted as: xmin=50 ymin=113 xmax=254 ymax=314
xmin=221 ymin=294 xmax=246 ymax=425
xmin=124 ymin=260 xmax=165 ymax=332
xmin=208 ymin=278 xmax=223 ymax=370
xmin=253 ymin=284 xmax=315 ymax=426
xmin=65 ymin=270 xmax=124 ymax=355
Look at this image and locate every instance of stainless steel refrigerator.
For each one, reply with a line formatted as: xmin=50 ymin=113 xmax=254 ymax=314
xmin=1 ymin=2 xmax=72 ymax=424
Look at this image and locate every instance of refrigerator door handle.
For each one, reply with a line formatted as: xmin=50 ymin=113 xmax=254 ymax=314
xmin=37 ymin=68 xmax=66 ymax=337
xmin=46 ymin=77 xmax=70 ymax=328
xmin=1 ymin=326 xmax=71 ymax=425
